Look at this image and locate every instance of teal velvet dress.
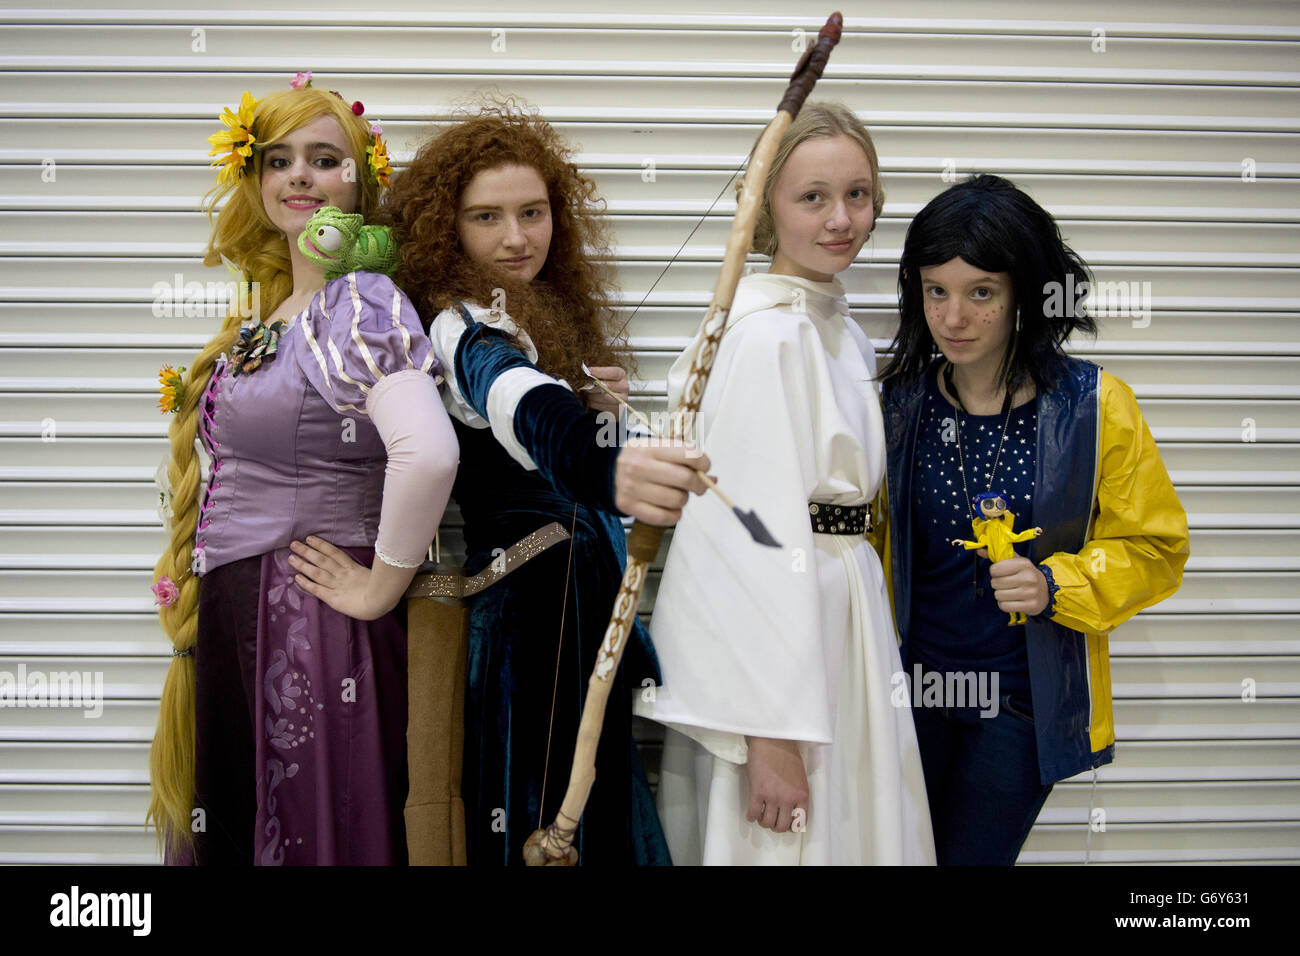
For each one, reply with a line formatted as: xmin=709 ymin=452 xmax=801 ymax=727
xmin=436 ymin=304 xmax=670 ymax=866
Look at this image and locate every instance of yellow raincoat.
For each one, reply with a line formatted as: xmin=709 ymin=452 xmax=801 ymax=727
xmin=879 ymin=359 xmax=1189 ymax=783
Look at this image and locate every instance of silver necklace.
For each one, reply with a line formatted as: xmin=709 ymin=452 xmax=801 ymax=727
xmin=944 ymin=362 xmax=1014 ymax=598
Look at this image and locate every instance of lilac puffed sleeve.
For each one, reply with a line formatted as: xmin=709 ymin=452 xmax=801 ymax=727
xmin=296 ymin=270 xmax=441 ymax=412
xmin=296 ymin=270 xmax=459 ymax=567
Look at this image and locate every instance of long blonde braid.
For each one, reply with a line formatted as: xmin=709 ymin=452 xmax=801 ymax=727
xmin=146 ymin=320 xmax=239 ymax=856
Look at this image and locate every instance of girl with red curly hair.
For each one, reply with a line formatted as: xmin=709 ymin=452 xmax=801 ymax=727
xmin=380 ymin=100 xmax=706 ymax=865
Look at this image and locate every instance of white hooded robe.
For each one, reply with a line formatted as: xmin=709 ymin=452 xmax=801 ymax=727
xmin=637 ymin=272 xmax=935 ymax=865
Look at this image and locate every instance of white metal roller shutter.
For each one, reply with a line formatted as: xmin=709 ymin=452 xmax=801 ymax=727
xmin=0 ymin=0 xmax=1296 ymax=864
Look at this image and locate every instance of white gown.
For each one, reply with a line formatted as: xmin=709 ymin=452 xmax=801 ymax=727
xmin=636 ymin=272 xmax=935 ymax=865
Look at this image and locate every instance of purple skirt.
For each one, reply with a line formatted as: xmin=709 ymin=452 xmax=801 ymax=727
xmin=176 ymin=546 xmax=408 ymax=865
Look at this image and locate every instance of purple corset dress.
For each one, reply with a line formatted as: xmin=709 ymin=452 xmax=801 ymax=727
xmin=180 ymin=271 xmax=440 ymax=866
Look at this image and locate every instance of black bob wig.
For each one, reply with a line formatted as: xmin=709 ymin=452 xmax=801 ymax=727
xmin=878 ymin=173 xmax=1097 ymax=393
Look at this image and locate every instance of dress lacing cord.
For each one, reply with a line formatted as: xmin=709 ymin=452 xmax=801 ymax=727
xmin=194 ymin=364 xmax=229 ymax=564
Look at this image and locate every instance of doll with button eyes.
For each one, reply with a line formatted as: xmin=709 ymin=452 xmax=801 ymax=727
xmin=951 ymin=491 xmax=1043 ymax=624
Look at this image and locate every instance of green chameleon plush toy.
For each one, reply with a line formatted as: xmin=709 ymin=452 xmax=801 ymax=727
xmin=297 ymin=205 xmax=399 ymax=280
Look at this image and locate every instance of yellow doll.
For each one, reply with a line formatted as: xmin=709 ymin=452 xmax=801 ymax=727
xmin=951 ymin=491 xmax=1043 ymax=624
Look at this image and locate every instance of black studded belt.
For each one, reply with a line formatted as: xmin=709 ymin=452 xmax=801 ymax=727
xmin=809 ymin=502 xmax=872 ymax=535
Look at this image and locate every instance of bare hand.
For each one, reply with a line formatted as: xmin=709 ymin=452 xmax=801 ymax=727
xmin=289 ymin=536 xmax=389 ymax=621
xmin=988 ymin=556 xmax=1050 ymax=616
xmin=613 ymin=438 xmax=711 ymax=526
xmin=745 ymin=737 xmax=809 ymax=833
xmin=582 ymin=365 xmax=630 ymax=414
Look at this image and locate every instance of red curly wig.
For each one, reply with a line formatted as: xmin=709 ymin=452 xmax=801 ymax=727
xmin=378 ymin=96 xmax=629 ymax=387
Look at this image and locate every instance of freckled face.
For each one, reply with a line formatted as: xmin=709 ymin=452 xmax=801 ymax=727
xmin=919 ymin=257 xmax=1015 ymax=372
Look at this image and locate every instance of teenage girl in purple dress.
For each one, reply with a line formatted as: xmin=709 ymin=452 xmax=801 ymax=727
xmin=148 ymin=80 xmax=459 ymax=865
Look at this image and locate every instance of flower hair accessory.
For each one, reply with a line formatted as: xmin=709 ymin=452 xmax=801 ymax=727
xmin=367 ymin=123 xmax=393 ymax=188
xmin=152 ymin=575 xmax=180 ymax=608
xmin=207 ymin=91 xmax=261 ymax=186
xmin=152 ymin=566 xmax=200 ymax=610
xmin=207 ymin=75 xmax=392 ymax=188
xmin=157 ymin=364 xmax=186 ymax=414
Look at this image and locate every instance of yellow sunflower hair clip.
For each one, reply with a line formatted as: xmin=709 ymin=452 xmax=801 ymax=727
xmin=207 ymin=91 xmax=261 ymax=186
xmin=157 ymin=364 xmax=186 ymax=414
xmin=366 ymin=122 xmax=393 ymax=189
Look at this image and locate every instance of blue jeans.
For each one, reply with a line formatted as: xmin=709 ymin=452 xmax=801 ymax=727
xmin=910 ymin=690 xmax=1054 ymax=865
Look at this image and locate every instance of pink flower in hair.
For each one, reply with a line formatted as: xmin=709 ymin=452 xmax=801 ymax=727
xmin=290 ymin=71 xmax=312 ymax=89
xmin=370 ymin=122 xmax=383 ymax=136
xmin=152 ymin=575 xmax=180 ymax=608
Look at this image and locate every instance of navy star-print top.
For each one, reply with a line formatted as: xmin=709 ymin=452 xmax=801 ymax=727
xmin=908 ymin=369 xmax=1038 ymax=695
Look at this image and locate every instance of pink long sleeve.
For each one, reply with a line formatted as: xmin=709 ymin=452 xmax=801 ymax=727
xmin=366 ymin=368 xmax=459 ymax=568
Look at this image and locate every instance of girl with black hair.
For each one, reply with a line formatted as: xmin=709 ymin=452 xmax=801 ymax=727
xmin=877 ymin=174 xmax=1189 ymax=865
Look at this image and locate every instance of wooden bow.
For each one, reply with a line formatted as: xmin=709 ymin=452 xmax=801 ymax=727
xmin=523 ymin=12 xmax=846 ymax=865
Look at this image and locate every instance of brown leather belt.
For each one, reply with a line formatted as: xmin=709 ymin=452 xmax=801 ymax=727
xmin=404 ymin=521 xmax=572 ymax=602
